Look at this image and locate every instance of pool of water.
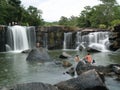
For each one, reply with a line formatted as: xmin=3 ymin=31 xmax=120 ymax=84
xmin=0 ymin=50 xmax=120 ymax=89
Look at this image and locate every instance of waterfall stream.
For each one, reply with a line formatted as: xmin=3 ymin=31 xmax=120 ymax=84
xmin=6 ymin=25 xmax=36 ymax=52
xmin=63 ymin=32 xmax=72 ymax=50
xmin=64 ymin=31 xmax=110 ymax=52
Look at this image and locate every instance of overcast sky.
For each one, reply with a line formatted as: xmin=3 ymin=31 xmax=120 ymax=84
xmin=21 ymin=0 xmax=120 ymax=22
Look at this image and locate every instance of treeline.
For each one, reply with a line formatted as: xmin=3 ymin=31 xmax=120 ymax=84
xmin=49 ymin=0 xmax=120 ymax=29
xmin=0 ymin=0 xmax=120 ymax=29
xmin=0 ymin=0 xmax=44 ymax=26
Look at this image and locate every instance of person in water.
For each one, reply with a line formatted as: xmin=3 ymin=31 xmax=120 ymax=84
xmin=74 ymin=55 xmax=80 ymax=63
xmin=73 ymin=55 xmax=81 ymax=77
xmin=84 ymin=53 xmax=93 ymax=64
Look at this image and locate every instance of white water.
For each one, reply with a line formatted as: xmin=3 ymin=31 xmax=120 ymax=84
xmin=63 ymin=32 xmax=72 ymax=50
xmin=64 ymin=31 xmax=110 ymax=52
xmin=7 ymin=25 xmax=36 ymax=52
xmin=87 ymin=32 xmax=110 ymax=52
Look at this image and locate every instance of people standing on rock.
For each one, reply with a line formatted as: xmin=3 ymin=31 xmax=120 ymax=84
xmin=84 ymin=53 xmax=93 ymax=64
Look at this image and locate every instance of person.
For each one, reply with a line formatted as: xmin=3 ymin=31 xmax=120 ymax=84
xmin=74 ymin=55 xmax=80 ymax=77
xmin=84 ymin=53 xmax=93 ymax=64
xmin=74 ymin=55 xmax=80 ymax=63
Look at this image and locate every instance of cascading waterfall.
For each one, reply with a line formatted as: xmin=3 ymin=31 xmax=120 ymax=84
xmin=63 ymin=31 xmax=110 ymax=52
xmin=63 ymin=32 xmax=72 ymax=50
xmin=75 ymin=31 xmax=110 ymax=52
xmin=75 ymin=32 xmax=86 ymax=50
xmin=6 ymin=25 xmax=36 ymax=52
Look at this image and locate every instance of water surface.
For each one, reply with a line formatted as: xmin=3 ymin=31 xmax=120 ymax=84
xmin=0 ymin=50 xmax=120 ymax=90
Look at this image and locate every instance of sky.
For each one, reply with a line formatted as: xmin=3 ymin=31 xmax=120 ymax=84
xmin=21 ymin=0 xmax=120 ymax=22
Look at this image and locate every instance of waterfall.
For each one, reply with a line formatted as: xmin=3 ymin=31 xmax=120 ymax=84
xmin=6 ymin=25 xmax=36 ymax=52
xmin=75 ymin=31 xmax=110 ymax=52
xmin=63 ymin=32 xmax=72 ymax=50
xmin=75 ymin=32 xmax=86 ymax=50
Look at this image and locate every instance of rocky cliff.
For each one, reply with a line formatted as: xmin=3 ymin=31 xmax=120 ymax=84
xmin=35 ymin=26 xmax=78 ymax=49
xmin=109 ymin=25 xmax=120 ymax=51
xmin=0 ymin=25 xmax=7 ymax=52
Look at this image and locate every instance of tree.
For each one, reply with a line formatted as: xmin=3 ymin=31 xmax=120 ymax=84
xmin=26 ymin=6 xmax=44 ymax=26
xmin=59 ymin=16 xmax=69 ymax=26
xmin=0 ymin=0 xmax=44 ymax=26
xmin=7 ymin=0 xmax=21 ymax=7
xmin=68 ymin=16 xmax=78 ymax=27
xmin=77 ymin=0 xmax=120 ymax=28
xmin=77 ymin=6 xmax=92 ymax=27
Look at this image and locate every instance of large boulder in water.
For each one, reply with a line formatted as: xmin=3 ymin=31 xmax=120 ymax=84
xmin=76 ymin=61 xmax=120 ymax=77
xmin=26 ymin=47 xmax=51 ymax=62
xmin=55 ymin=69 xmax=108 ymax=90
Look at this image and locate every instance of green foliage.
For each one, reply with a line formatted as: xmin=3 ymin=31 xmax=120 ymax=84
xmin=111 ymin=19 xmax=120 ymax=26
xmin=77 ymin=0 xmax=120 ymax=28
xmin=99 ymin=24 xmax=107 ymax=29
xmin=44 ymin=21 xmax=59 ymax=26
xmin=59 ymin=16 xmax=69 ymax=26
xmin=0 ymin=0 xmax=44 ymax=26
xmin=58 ymin=16 xmax=78 ymax=27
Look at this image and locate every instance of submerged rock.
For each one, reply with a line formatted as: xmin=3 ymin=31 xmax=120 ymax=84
xmin=62 ymin=60 xmax=72 ymax=67
xmin=59 ymin=52 xmax=72 ymax=59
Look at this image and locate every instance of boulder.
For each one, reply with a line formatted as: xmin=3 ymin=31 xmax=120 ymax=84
xmin=26 ymin=47 xmax=51 ymax=62
xmin=87 ymin=44 xmax=103 ymax=52
xmin=62 ymin=60 xmax=72 ymax=67
xmin=55 ymin=69 xmax=108 ymax=90
xmin=76 ymin=61 xmax=120 ymax=77
xmin=59 ymin=55 xmax=68 ymax=59
xmin=65 ymin=67 xmax=75 ymax=77
xmin=4 ymin=82 xmax=58 ymax=90
xmin=59 ymin=52 xmax=72 ymax=59
xmin=76 ymin=61 xmax=111 ymax=76
xmin=21 ymin=49 xmax=31 ymax=53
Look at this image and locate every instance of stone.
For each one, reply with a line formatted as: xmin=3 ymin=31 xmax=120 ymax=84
xmin=26 ymin=47 xmax=51 ymax=62
xmin=55 ymin=69 xmax=108 ymax=90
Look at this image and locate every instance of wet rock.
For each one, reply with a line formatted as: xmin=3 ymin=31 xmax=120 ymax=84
xmin=76 ymin=61 xmax=120 ymax=78
xmin=26 ymin=47 xmax=51 ymax=62
xmin=59 ymin=52 xmax=72 ymax=59
xmin=55 ymin=69 xmax=108 ymax=90
xmin=62 ymin=60 xmax=72 ymax=67
xmin=59 ymin=55 xmax=68 ymax=59
xmin=21 ymin=49 xmax=31 ymax=53
xmin=76 ymin=61 xmax=112 ymax=76
xmin=113 ymin=65 xmax=120 ymax=75
xmin=87 ymin=46 xmax=101 ymax=52
xmin=65 ymin=67 xmax=75 ymax=77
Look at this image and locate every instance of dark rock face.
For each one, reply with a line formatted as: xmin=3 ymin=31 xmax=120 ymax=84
xmin=35 ymin=26 xmax=81 ymax=50
xmin=0 ymin=25 xmax=7 ymax=52
xmin=109 ymin=24 xmax=120 ymax=51
xmin=26 ymin=47 xmax=51 ymax=62
xmin=55 ymin=69 xmax=108 ymax=90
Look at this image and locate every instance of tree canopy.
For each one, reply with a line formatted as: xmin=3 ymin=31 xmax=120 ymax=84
xmin=57 ymin=0 xmax=120 ymax=29
xmin=0 ymin=0 xmax=120 ymax=28
xmin=0 ymin=0 xmax=44 ymax=26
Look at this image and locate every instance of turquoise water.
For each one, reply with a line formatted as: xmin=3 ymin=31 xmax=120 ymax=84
xmin=0 ymin=50 xmax=120 ymax=89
